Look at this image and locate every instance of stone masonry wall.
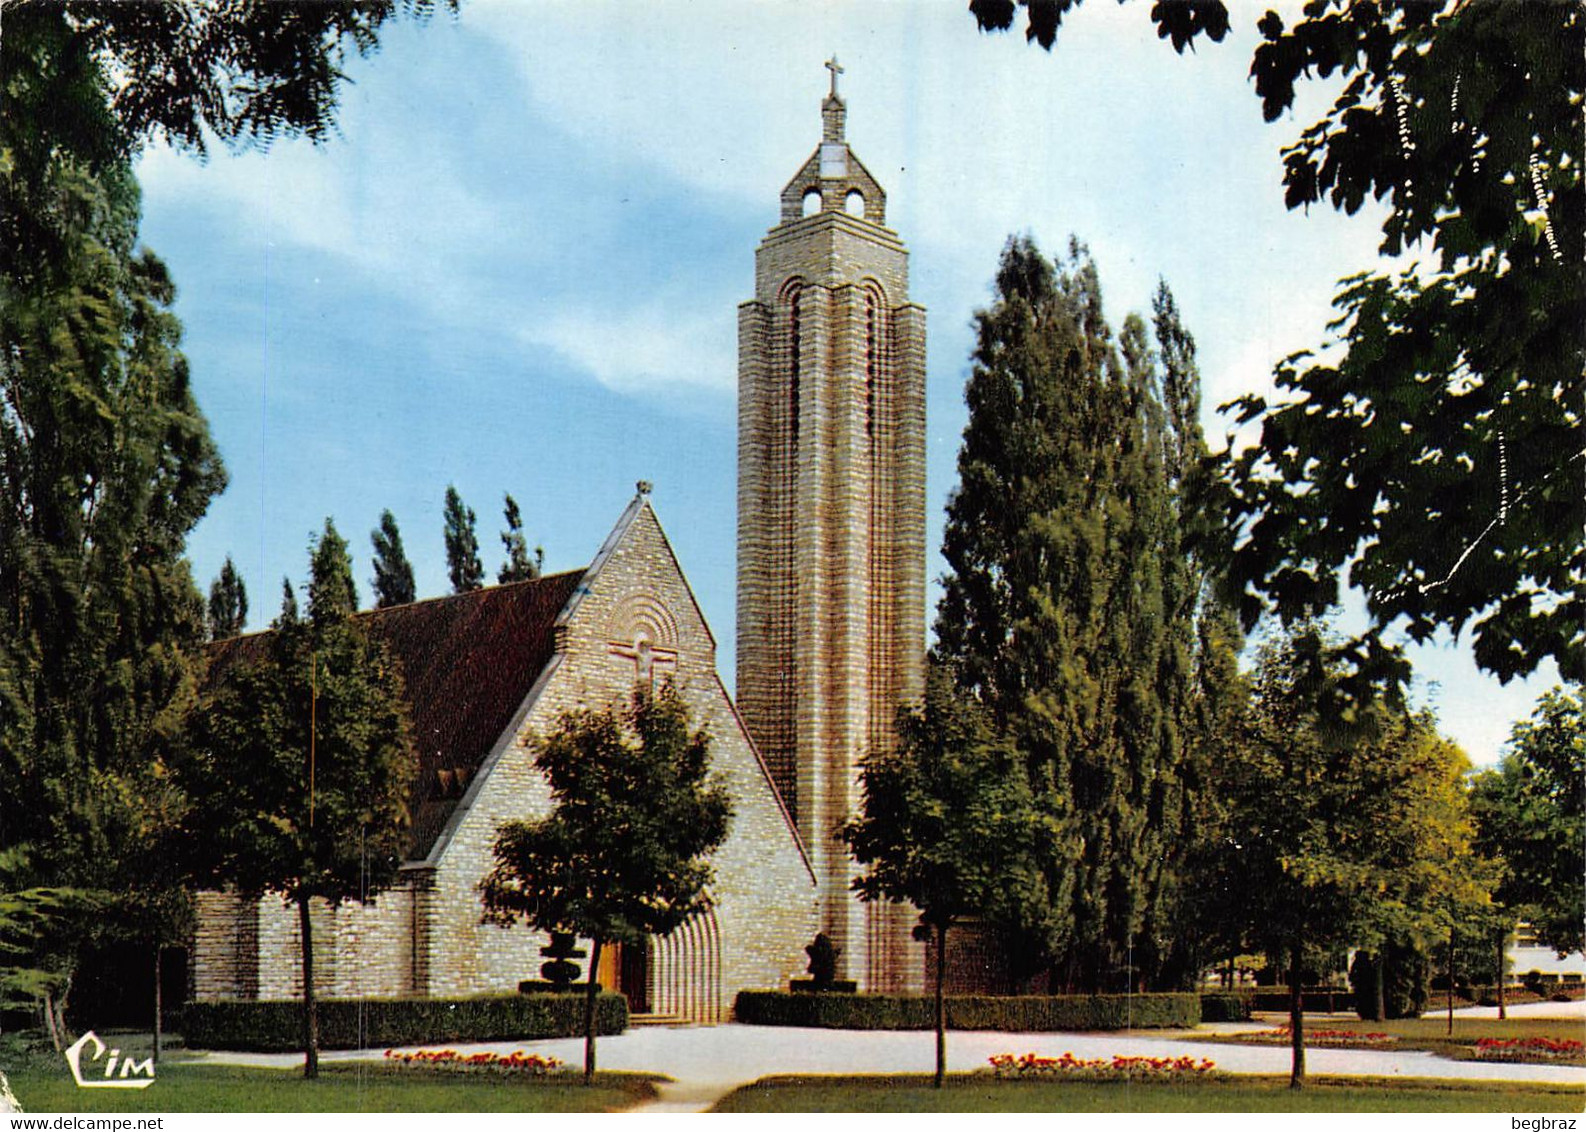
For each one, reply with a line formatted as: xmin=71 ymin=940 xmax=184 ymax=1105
xmin=425 ymin=501 xmax=817 ymax=1005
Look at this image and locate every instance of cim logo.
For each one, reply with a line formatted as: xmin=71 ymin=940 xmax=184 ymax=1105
xmin=64 ymin=1031 xmax=156 ymax=1089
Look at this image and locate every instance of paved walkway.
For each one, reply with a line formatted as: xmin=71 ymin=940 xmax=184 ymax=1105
xmin=197 ymin=1012 xmax=1586 ymax=1113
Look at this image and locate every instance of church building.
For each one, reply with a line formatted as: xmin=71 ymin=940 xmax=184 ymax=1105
xmin=193 ymin=490 xmax=817 ymax=1021
xmin=191 ymin=65 xmax=929 ymax=1015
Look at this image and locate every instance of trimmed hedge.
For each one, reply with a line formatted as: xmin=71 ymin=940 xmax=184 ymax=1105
xmin=733 ymin=991 xmax=1199 ymax=1031
xmin=1245 ymin=986 xmax=1354 ymax=1013
xmin=181 ymin=992 xmax=627 ymax=1052
xmin=1199 ymin=993 xmax=1253 ymax=1023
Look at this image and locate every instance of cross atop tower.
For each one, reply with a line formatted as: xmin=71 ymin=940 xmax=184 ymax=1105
xmin=821 ymin=57 xmax=847 ymax=143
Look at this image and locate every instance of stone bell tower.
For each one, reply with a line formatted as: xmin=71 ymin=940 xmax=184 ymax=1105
xmin=736 ymin=60 xmax=926 ymax=992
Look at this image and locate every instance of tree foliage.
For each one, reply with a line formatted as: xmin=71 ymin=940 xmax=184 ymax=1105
xmin=969 ymin=0 xmax=1229 ymax=54
xmin=479 ymin=687 xmax=731 ymax=1082
xmin=841 ymin=665 xmax=1053 ymax=1086
xmin=370 ymin=509 xmax=417 ymax=608
xmin=0 ymin=0 xmax=453 ymax=1029
xmin=1209 ymin=622 xmax=1482 ymax=1086
xmin=208 ymin=556 xmax=249 ymax=640
xmin=971 ymin=0 xmax=1584 ymax=682
xmin=0 ymin=149 xmax=223 ymax=938
xmin=179 ymin=520 xmax=413 ymax=1076
xmin=934 ymin=235 xmax=1220 ymax=992
xmin=443 ymin=485 xmax=483 ymax=594
xmin=1471 ymin=686 xmax=1586 ymax=957
xmin=497 ymin=493 xmax=543 ymax=584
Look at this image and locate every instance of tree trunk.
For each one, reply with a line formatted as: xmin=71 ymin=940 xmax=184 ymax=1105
xmin=1288 ymin=946 xmax=1305 ymax=1090
xmin=1497 ymin=934 xmax=1507 ymax=1021
xmin=1446 ymin=930 xmax=1455 ymax=1037
xmin=1373 ymin=951 xmax=1386 ymax=1022
xmin=934 ymin=922 xmax=948 ymax=1089
xmin=40 ymin=991 xmax=62 ymax=1052
xmin=583 ymin=937 xmax=603 ymax=1085
xmin=298 ymin=894 xmax=319 ymax=1079
xmin=153 ymin=946 xmax=163 ymax=1064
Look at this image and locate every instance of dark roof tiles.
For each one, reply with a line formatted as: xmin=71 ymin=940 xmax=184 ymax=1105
xmin=205 ymin=570 xmax=585 ymax=861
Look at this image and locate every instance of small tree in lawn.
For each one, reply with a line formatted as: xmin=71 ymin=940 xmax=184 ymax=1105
xmin=1214 ymin=622 xmax=1481 ymax=1088
xmin=841 ymin=666 xmax=1054 ymax=1087
xmin=479 ymin=685 xmax=731 ymax=1084
xmin=181 ymin=519 xmax=413 ymax=1078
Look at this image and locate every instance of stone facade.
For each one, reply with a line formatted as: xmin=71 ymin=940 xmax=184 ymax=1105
xmin=737 ymin=75 xmax=928 ymax=992
xmin=193 ymin=492 xmax=817 ymax=1020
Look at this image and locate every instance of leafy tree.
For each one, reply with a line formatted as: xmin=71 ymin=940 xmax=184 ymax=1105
xmin=934 ymin=236 xmax=1211 ymax=992
xmin=443 ymin=485 xmax=484 ymax=594
xmin=0 ymin=155 xmax=222 ymax=1039
xmin=498 ymin=493 xmax=544 ymax=584
xmin=0 ymin=0 xmax=452 ymax=1037
xmin=0 ymin=847 xmax=92 ymax=1049
xmin=180 ymin=520 xmax=413 ymax=1078
xmin=207 ymin=556 xmax=249 ymax=640
xmin=479 ymin=687 xmax=731 ymax=1083
xmin=1213 ymin=623 xmax=1481 ymax=1087
xmin=1471 ymin=687 xmax=1586 ymax=957
xmin=841 ymin=666 xmax=1053 ymax=1087
xmin=971 ymin=1 xmax=1585 ymax=682
xmin=370 ymin=510 xmax=417 ymax=608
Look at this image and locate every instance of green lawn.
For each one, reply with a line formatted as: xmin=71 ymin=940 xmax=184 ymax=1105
xmin=1206 ymin=1016 xmax=1586 ymax=1066
xmin=712 ymin=1074 xmax=1586 ymax=1113
xmin=4 ymin=1061 xmax=657 ymax=1114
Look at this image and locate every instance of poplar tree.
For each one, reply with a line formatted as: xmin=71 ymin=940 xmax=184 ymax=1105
xmin=1 ymin=0 xmax=452 ymax=1035
xmin=443 ymin=486 xmax=484 ymax=594
xmin=208 ymin=557 xmax=249 ymax=639
xmin=370 ymin=510 xmax=416 ymax=608
xmin=934 ymin=236 xmax=1212 ymax=992
xmin=498 ymin=493 xmax=543 ymax=584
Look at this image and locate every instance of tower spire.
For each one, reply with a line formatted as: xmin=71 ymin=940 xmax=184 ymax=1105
xmin=822 ymin=56 xmax=846 ymax=143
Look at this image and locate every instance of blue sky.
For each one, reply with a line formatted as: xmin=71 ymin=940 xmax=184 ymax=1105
xmin=134 ymin=0 xmax=1559 ymax=763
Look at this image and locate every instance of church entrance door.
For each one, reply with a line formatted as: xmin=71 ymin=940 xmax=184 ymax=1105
xmin=620 ymin=941 xmax=650 ymax=1014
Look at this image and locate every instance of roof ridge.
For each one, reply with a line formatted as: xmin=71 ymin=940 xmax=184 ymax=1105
xmin=352 ymin=568 xmax=584 ymax=621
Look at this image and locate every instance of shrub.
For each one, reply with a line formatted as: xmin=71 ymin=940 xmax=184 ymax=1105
xmin=1199 ymin=993 xmax=1252 ymax=1023
xmin=732 ymin=991 xmax=1199 ymax=1031
xmin=1348 ymin=944 xmax=1428 ymax=1020
xmin=181 ymin=993 xmax=628 ymax=1052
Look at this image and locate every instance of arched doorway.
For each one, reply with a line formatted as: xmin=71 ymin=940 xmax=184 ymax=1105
xmin=649 ymin=907 xmax=722 ymax=1023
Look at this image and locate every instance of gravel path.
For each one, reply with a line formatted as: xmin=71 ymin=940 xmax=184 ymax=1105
xmin=194 ymin=1015 xmax=1586 ymax=1113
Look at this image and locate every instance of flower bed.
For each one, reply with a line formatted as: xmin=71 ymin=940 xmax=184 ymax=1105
xmin=383 ymin=1048 xmax=567 ymax=1074
xmin=988 ymin=1052 xmax=1216 ymax=1081
xmin=1473 ymin=1037 xmax=1585 ymax=1063
xmin=1235 ymin=1027 xmax=1395 ymax=1048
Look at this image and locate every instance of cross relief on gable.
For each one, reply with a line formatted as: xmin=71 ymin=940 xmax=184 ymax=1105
xmin=608 ymin=634 xmax=678 ymax=693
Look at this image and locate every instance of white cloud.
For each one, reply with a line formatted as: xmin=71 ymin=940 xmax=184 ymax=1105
xmin=532 ymin=305 xmax=737 ymax=395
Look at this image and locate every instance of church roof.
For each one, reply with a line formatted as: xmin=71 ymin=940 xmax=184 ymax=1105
xmin=206 ymin=569 xmax=586 ymax=860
